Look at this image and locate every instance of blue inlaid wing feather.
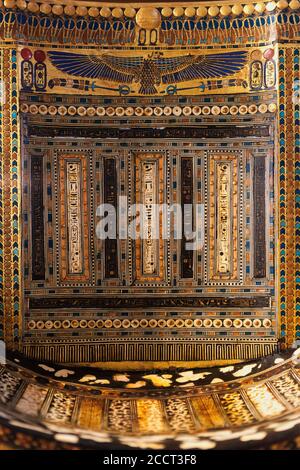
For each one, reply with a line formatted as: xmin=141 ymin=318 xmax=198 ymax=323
xmin=158 ymin=51 xmax=248 ymax=84
xmin=48 ymin=51 xmax=143 ymax=84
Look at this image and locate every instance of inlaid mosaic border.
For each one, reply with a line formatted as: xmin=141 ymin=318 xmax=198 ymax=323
xmin=0 ymin=47 xmax=21 ymax=349
xmin=278 ymin=45 xmax=300 ymax=347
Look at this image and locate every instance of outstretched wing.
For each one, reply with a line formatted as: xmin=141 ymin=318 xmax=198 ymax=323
xmin=156 ymin=51 xmax=248 ymax=84
xmin=48 ymin=51 xmax=143 ymax=84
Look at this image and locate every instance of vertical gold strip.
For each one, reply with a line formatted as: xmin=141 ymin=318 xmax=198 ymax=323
xmin=191 ymin=396 xmax=226 ymax=429
xmin=77 ymin=398 xmax=104 ymax=431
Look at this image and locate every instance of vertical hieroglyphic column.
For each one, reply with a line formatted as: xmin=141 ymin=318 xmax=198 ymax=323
xmin=31 ymin=155 xmax=45 ymax=280
xmin=141 ymin=161 xmax=157 ymax=275
xmin=216 ymin=162 xmax=231 ymax=275
xmin=279 ymin=47 xmax=299 ymax=347
xmin=58 ymin=154 xmax=90 ymax=283
xmin=66 ymin=161 xmax=83 ymax=274
xmin=103 ymin=158 xmax=118 ymax=279
xmin=181 ymin=157 xmax=194 ymax=278
xmin=134 ymin=154 xmax=164 ymax=282
xmin=0 ymin=47 xmax=21 ymax=348
xmin=253 ymin=155 xmax=266 ymax=278
xmin=209 ymin=153 xmax=238 ymax=281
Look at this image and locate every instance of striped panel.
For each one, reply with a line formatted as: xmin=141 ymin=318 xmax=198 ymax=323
xmin=191 ymin=395 xmax=226 ymax=429
xmin=77 ymin=398 xmax=104 ymax=430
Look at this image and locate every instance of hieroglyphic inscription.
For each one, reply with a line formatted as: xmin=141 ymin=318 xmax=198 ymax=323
xmin=31 ymin=155 xmax=45 ymax=280
xmin=141 ymin=161 xmax=157 ymax=275
xmin=253 ymin=155 xmax=266 ymax=278
xmin=181 ymin=157 xmax=194 ymax=278
xmin=134 ymin=153 xmax=164 ymax=282
xmin=209 ymin=153 xmax=239 ymax=281
xmin=29 ymin=295 xmax=270 ymax=309
xmin=66 ymin=162 xmax=82 ymax=274
xmin=216 ymin=162 xmax=231 ymax=275
xmin=58 ymin=154 xmax=90 ymax=283
xmin=104 ymin=158 xmax=118 ymax=278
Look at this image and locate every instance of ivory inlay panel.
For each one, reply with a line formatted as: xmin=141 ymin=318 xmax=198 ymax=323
xmin=141 ymin=161 xmax=158 ymax=275
xmin=209 ymin=153 xmax=239 ymax=281
xmin=66 ymin=162 xmax=82 ymax=274
xmin=58 ymin=154 xmax=90 ymax=283
xmin=216 ymin=162 xmax=231 ymax=275
xmin=134 ymin=153 xmax=164 ymax=282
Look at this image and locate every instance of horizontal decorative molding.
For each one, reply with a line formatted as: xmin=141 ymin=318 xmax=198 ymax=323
xmin=1 ymin=4 xmax=300 ymax=46
xmin=20 ymin=102 xmax=277 ymax=117
xmin=1 ymin=2 xmax=299 ymax=21
xmin=22 ymin=338 xmax=279 ymax=362
xmin=27 ymin=316 xmax=274 ymax=330
xmin=29 ymin=295 xmax=271 ymax=309
xmin=26 ymin=125 xmax=272 ymax=139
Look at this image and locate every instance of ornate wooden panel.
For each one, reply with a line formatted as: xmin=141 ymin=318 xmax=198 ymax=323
xmin=20 ymin=93 xmax=278 ymax=363
xmin=207 ymin=151 xmax=241 ymax=283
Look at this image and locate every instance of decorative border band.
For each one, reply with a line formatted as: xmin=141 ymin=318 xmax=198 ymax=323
xmin=20 ymin=102 xmax=277 ymax=117
xmin=27 ymin=316 xmax=274 ymax=331
xmin=22 ymin=339 xmax=279 ymax=362
xmin=1 ymin=2 xmax=300 ymax=21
